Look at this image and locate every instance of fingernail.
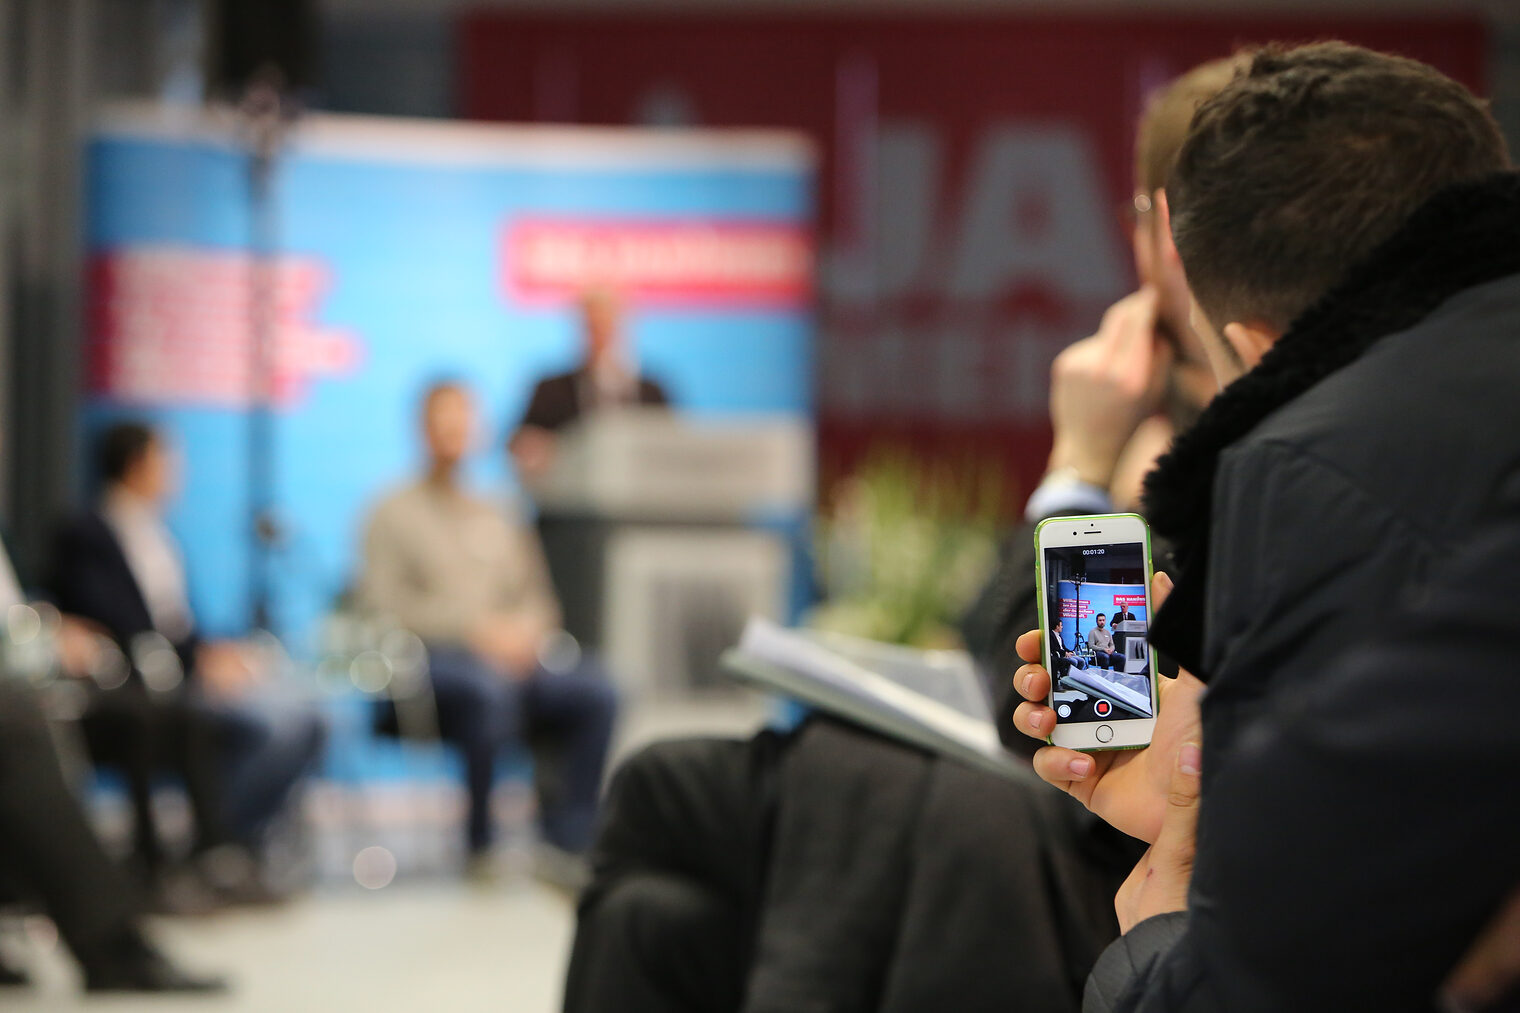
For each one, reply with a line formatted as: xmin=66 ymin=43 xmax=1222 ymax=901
xmin=1069 ymin=755 xmax=1093 ymax=778
xmin=1023 ymin=670 xmax=1036 ymax=695
xmin=1178 ymin=743 xmax=1202 ymax=777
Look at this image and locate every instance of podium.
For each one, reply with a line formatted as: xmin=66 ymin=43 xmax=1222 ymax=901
xmin=529 ymin=409 xmax=813 ymax=695
xmin=1114 ymin=619 xmax=1149 ymax=673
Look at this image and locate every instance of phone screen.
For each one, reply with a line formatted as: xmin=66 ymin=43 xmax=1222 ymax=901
xmin=1043 ymin=540 xmax=1155 ymax=725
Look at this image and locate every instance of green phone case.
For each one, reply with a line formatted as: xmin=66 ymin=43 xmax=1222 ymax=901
xmin=1032 ymin=513 xmax=1156 ymax=752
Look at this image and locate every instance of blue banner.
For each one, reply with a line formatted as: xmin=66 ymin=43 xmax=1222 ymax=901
xmin=85 ymin=107 xmax=816 ymax=644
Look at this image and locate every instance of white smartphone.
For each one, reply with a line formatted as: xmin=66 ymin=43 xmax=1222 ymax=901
xmin=1033 ymin=512 xmax=1158 ymax=751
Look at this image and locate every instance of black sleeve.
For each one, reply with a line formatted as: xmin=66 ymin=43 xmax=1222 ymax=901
xmin=1084 ymin=913 xmax=1189 ymax=1013
xmin=958 ymin=527 xmax=1041 ymax=755
xmin=639 ymin=376 xmax=671 ymax=408
xmin=518 ymin=377 xmax=564 ymax=433
xmin=1095 ymin=513 xmax=1520 ymax=1012
xmin=47 ymin=518 xmax=150 ymax=645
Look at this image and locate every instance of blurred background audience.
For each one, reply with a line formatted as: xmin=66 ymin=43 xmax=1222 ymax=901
xmin=0 ymin=0 xmax=1516 ymax=1009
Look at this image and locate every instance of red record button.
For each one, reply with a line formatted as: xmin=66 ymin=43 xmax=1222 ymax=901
xmin=1095 ymin=699 xmax=1112 ymax=718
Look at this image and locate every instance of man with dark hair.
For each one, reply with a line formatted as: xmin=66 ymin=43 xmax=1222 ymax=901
xmin=361 ymin=381 xmax=617 ymax=871
xmin=1049 ymin=618 xmax=1083 ymax=679
xmin=97 ymin=422 xmax=156 ymax=488
xmin=1086 ymin=613 xmax=1123 ymax=671
xmin=563 ymin=57 xmax=1242 ymax=1013
xmin=50 ymin=421 xmax=326 ymax=902
xmin=1010 ymin=41 xmax=1520 ymax=1008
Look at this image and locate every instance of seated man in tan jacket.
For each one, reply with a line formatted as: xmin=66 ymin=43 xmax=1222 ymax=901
xmin=361 ymin=381 xmax=617 ymax=868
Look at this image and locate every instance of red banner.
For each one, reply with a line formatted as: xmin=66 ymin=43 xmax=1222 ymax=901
xmin=88 ymin=247 xmax=363 ymax=409
xmin=459 ymin=12 xmax=1486 ymax=509
xmin=506 ymin=219 xmax=813 ymax=306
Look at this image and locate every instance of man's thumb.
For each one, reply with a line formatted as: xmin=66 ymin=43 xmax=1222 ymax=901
xmin=1168 ymin=743 xmax=1202 ymax=809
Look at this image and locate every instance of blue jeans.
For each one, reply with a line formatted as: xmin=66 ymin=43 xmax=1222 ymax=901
xmin=425 ymin=645 xmax=618 ymax=855
xmin=1090 ymin=650 xmax=1124 ymax=671
xmin=196 ymin=691 xmax=328 ymax=847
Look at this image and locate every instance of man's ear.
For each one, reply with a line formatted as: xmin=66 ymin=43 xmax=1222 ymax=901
xmin=1221 ymin=321 xmax=1279 ymax=371
xmin=1154 ymin=189 xmax=1183 ymax=270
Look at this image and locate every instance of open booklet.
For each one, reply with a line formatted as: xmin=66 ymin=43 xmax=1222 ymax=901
xmin=722 ymin=617 xmax=1036 ymax=783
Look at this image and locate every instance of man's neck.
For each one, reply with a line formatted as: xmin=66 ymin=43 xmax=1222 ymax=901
xmin=104 ymin=484 xmax=156 ymax=517
xmin=425 ymin=460 xmax=460 ymax=488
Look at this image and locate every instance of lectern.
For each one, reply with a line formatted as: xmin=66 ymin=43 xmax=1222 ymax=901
xmin=1114 ymin=619 xmax=1150 ymax=673
xmin=529 ymin=409 xmax=813 ymax=695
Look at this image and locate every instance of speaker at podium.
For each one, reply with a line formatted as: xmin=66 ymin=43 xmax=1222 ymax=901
xmin=526 ymin=408 xmax=813 ymax=696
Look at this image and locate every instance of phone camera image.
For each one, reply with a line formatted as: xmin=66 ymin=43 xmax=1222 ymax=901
xmin=1043 ymin=541 xmax=1153 ymax=726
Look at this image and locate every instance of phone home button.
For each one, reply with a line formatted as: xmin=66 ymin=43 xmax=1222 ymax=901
xmin=1095 ymin=724 xmax=1114 ymax=744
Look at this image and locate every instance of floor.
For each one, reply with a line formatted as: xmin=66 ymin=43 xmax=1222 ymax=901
xmin=5 ymin=694 xmax=772 ymax=1011
xmin=8 ymin=882 xmax=576 ymax=1012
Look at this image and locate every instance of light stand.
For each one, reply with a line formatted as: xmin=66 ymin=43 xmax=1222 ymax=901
xmin=238 ymin=69 xmax=296 ymax=632
xmin=1071 ymin=572 xmax=1086 ymax=645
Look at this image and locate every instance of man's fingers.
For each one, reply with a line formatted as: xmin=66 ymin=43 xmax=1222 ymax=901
xmin=1144 ymin=336 xmax=1176 ymax=401
xmin=1442 ymin=888 xmax=1520 ymax=1010
xmin=1016 ymin=628 xmax=1043 ymax=664
xmin=1032 ymin=744 xmax=1096 ymax=786
xmin=1169 ymin=742 xmax=1202 ymax=805
xmin=1153 ymin=742 xmax=1203 ymax=864
xmin=1106 ymin=286 xmax=1162 ymax=369
xmin=1151 ymin=570 xmax=1174 ymax=610
xmin=1014 ymin=700 xmax=1054 ymax=740
xmin=1013 ymin=661 xmax=1050 ymax=702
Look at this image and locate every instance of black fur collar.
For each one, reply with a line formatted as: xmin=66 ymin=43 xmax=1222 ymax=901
xmin=1143 ymin=171 xmax=1520 ymax=567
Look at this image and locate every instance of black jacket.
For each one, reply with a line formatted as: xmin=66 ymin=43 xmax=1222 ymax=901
xmin=1100 ymin=173 xmax=1520 ymax=1009
xmin=48 ymin=511 xmax=200 ymax=679
xmin=1088 ymin=510 xmax=1520 ymax=1012
xmin=518 ymin=367 xmax=669 ymax=434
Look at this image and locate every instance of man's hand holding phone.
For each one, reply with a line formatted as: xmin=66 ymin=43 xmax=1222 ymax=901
xmin=1012 ymin=570 xmax=1203 ymax=844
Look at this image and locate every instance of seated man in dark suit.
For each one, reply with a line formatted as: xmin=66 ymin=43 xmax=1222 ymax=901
xmin=1049 ymin=618 xmax=1084 ymax=679
xmin=509 ymin=287 xmax=669 ymax=482
xmin=49 ymin=423 xmax=325 ymax=897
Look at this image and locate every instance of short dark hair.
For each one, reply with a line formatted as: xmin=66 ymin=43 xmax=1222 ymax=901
xmin=1170 ymin=42 xmax=1510 ymax=333
xmin=97 ymin=422 xmax=158 ymax=484
xmin=1135 ymin=53 xmax=1253 ymax=196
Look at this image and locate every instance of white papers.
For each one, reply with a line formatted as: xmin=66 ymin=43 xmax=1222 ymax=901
xmin=724 ymin=617 xmax=1032 ymax=782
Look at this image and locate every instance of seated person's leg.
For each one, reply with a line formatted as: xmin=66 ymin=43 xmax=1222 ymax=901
xmin=563 ymin=872 xmax=744 ymax=1013
xmin=0 ymin=681 xmax=143 ymax=957
xmin=0 ymin=681 xmax=222 ymax=992
xmin=78 ymin=687 xmax=166 ymax=874
xmin=426 ymin=645 xmax=513 ymax=856
xmin=522 ymin=656 xmax=618 ymax=853
xmin=201 ymin=696 xmax=327 ymax=847
xmin=565 ymin=735 xmax=782 ymax=1013
xmin=153 ymin=698 xmax=235 ymax=858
